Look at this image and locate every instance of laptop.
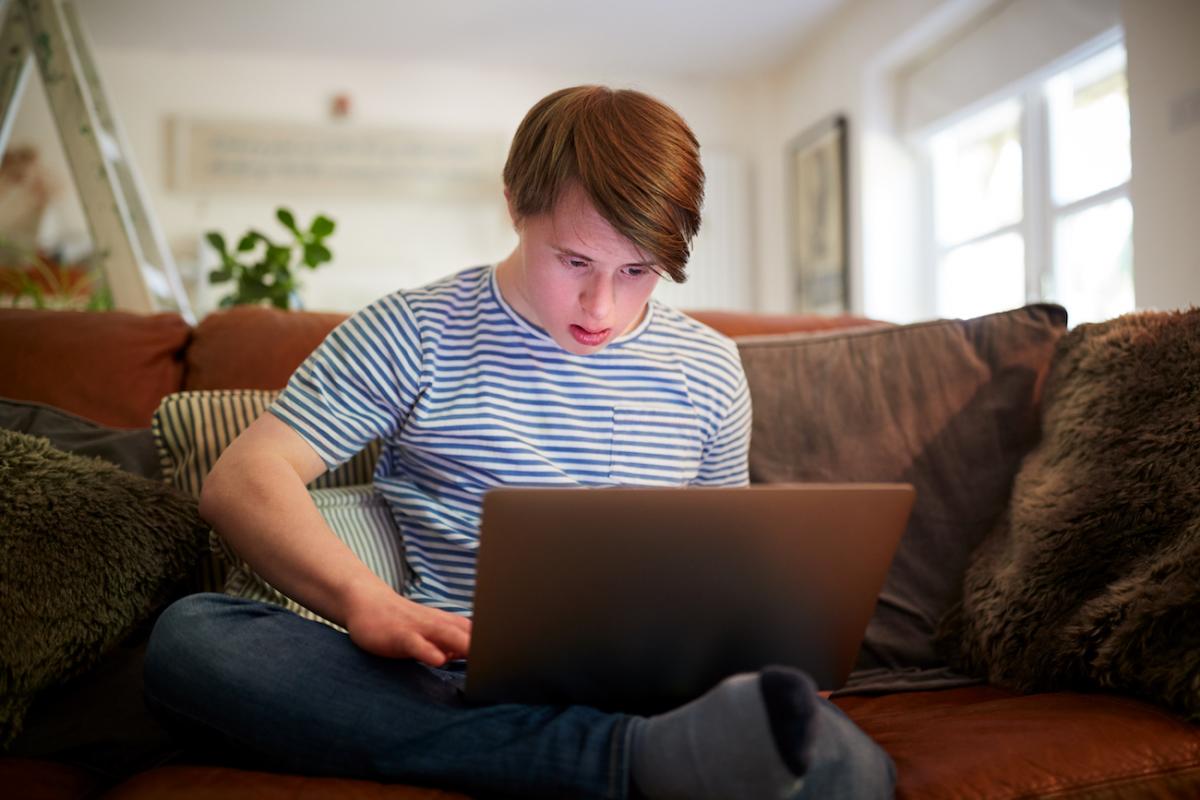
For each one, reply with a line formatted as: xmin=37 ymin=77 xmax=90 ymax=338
xmin=464 ymin=483 xmax=915 ymax=714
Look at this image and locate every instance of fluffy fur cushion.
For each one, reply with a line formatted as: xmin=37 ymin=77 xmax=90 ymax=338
xmin=939 ymin=309 xmax=1200 ymax=720
xmin=0 ymin=430 xmax=209 ymax=747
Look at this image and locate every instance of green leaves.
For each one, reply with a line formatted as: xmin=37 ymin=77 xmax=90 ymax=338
xmin=310 ymin=215 xmax=335 ymax=237
xmin=303 ymin=242 xmax=332 ymax=268
xmin=237 ymin=231 xmax=265 ymax=252
xmin=204 ymin=207 xmax=335 ymax=310
xmin=276 ymin=208 xmax=299 ymax=235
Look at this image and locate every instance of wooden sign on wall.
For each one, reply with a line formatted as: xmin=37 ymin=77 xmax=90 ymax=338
xmin=167 ymin=117 xmax=507 ymax=201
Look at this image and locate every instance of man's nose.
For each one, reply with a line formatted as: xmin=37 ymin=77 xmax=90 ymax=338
xmin=580 ymin=272 xmax=614 ymax=321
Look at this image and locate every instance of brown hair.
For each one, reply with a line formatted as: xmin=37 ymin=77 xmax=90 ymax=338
xmin=502 ymin=86 xmax=704 ymax=283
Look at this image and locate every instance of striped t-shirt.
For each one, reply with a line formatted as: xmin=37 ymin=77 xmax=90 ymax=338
xmin=270 ymin=264 xmax=751 ymax=615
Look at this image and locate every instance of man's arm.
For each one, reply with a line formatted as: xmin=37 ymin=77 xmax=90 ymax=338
xmin=199 ymin=412 xmax=470 ymax=666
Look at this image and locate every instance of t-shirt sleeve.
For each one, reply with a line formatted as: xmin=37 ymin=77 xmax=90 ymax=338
xmin=691 ymin=368 xmax=751 ymax=487
xmin=269 ymin=292 xmax=425 ymax=469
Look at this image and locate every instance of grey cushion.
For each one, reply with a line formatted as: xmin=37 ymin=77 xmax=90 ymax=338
xmin=737 ymin=303 xmax=1068 ymax=692
xmin=0 ymin=397 xmax=160 ymax=479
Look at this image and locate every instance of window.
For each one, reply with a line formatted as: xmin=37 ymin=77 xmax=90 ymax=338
xmin=923 ymin=40 xmax=1133 ymax=325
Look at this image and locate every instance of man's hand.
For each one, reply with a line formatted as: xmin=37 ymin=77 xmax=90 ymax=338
xmin=342 ymin=583 xmax=472 ymax=666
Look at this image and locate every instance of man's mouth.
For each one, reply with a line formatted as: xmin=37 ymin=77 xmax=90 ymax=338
xmin=569 ymin=324 xmax=611 ymax=347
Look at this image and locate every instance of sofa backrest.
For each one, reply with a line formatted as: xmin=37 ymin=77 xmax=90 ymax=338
xmin=183 ymin=305 xmax=349 ymax=392
xmin=0 ymin=305 xmax=881 ymax=428
xmin=0 ymin=308 xmax=190 ymax=429
xmin=184 ymin=307 xmax=883 ymax=390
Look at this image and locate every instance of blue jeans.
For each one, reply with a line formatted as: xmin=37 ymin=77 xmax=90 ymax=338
xmin=144 ymin=593 xmax=895 ymax=799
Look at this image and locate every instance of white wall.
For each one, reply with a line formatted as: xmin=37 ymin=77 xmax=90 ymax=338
xmin=746 ymin=0 xmax=966 ymax=319
xmin=11 ymin=1 xmax=1198 ymax=320
xmin=9 ymin=47 xmax=754 ymax=314
xmin=1122 ymin=0 xmax=1200 ymax=311
xmin=897 ymin=0 xmax=1121 ymax=134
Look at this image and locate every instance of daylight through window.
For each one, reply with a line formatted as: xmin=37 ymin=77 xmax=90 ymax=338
xmin=924 ymin=40 xmax=1133 ymax=325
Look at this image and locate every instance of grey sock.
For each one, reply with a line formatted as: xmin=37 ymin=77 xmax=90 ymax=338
xmin=629 ymin=666 xmax=819 ymax=800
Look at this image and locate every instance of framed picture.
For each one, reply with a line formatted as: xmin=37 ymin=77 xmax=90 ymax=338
xmin=787 ymin=115 xmax=848 ymax=314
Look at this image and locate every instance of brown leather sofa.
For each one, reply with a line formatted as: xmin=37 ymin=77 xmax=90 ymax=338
xmin=1 ymin=304 xmax=1198 ymax=799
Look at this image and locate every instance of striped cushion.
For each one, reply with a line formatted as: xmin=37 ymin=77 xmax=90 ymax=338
xmin=218 ymin=484 xmax=407 ymax=631
xmin=151 ymin=390 xmax=382 ymax=591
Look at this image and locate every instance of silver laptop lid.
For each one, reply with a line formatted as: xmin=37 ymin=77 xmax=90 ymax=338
xmin=465 ymin=483 xmax=914 ymax=713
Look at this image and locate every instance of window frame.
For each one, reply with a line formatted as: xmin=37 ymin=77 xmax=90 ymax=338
xmin=914 ymin=29 xmax=1130 ymax=320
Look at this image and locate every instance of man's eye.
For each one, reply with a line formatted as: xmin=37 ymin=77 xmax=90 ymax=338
xmin=623 ymin=267 xmax=648 ymax=278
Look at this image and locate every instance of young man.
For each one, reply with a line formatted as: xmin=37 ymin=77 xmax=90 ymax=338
xmin=145 ymin=86 xmax=895 ymax=799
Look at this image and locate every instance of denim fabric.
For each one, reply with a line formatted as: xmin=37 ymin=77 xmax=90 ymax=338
xmin=144 ymin=594 xmax=630 ymax=799
xmin=144 ymin=593 xmax=895 ymax=799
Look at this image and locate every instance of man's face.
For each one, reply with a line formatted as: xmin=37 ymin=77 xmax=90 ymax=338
xmin=497 ymin=183 xmax=661 ymax=355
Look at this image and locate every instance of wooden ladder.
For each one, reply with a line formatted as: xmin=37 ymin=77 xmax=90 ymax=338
xmin=0 ymin=0 xmax=193 ymax=321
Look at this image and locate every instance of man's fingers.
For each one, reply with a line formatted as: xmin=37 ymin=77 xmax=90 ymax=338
xmin=346 ymin=598 xmax=473 ymax=664
xmin=429 ymin=623 xmax=470 ymax=658
xmin=416 ymin=614 xmax=470 ymax=658
xmin=404 ymin=632 xmax=449 ymax=667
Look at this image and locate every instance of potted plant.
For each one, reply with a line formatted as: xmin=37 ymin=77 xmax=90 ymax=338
xmin=0 ymin=236 xmax=112 ymax=311
xmin=206 ymin=207 xmax=335 ymax=310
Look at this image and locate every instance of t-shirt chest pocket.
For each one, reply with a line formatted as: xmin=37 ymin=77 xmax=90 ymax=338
xmin=609 ymin=403 xmax=705 ymax=486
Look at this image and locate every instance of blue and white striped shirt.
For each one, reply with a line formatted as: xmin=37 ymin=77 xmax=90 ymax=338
xmin=271 ymin=265 xmax=751 ymax=615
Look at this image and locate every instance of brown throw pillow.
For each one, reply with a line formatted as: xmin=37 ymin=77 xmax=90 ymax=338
xmin=737 ymin=303 xmax=1067 ymax=692
xmin=938 ymin=309 xmax=1200 ymax=720
xmin=0 ymin=430 xmax=209 ymax=747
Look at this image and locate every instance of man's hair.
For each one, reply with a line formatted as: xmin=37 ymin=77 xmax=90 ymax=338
xmin=503 ymin=86 xmax=704 ymax=284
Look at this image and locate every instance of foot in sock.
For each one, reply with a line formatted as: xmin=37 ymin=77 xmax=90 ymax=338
xmin=629 ymin=665 xmax=818 ymax=800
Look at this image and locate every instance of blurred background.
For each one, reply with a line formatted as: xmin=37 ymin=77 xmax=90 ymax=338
xmin=2 ymin=0 xmax=1197 ymax=324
